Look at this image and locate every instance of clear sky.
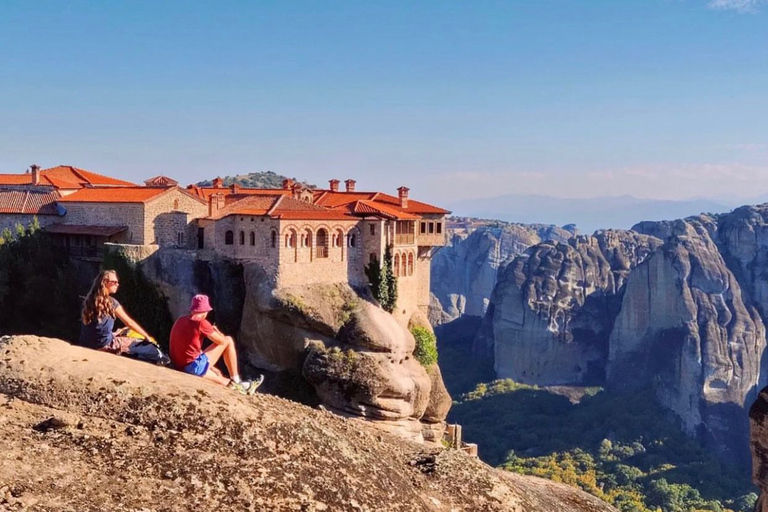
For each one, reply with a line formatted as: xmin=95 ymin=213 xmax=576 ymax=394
xmin=1 ymin=0 xmax=767 ymax=204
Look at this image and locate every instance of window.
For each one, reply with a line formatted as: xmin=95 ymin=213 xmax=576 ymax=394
xmin=178 ymin=232 xmax=185 ymax=246
xmin=395 ymin=221 xmax=415 ymax=245
xmin=334 ymin=229 xmax=344 ymax=247
xmin=225 ymin=230 xmax=234 ymax=245
xmin=316 ymin=228 xmax=328 ymax=258
xmin=408 ymin=252 xmax=414 ymax=276
xmin=348 ymin=233 xmax=356 ymax=247
xmin=436 ymin=222 xmax=442 ymax=234
xmin=250 ymin=231 xmax=255 ymax=246
xmin=198 ymin=227 xmax=205 ymax=249
xmin=173 ymin=199 xmax=179 ymax=210
xmin=271 ymin=230 xmax=277 ymax=248
xmin=369 ymin=224 xmax=375 ymax=235
xmin=239 ymin=231 xmax=245 ymax=245
xmin=420 ymin=221 xmax=427 ymax=234
xmin=369 ymin=253 xmax=377 ymax=264
xmin=285 ymin=229 xmax=297 ymax=248
xmin=394 ymin=253 xmax=400 ymax=277
xmin=303 ymin=229 xmax=313 ymax=249
xmin=428 ymin=222 xmax=435 ymax=234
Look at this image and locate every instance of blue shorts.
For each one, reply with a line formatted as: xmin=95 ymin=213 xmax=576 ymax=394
xmin=183 ymin=353 xmax=210 ymax=377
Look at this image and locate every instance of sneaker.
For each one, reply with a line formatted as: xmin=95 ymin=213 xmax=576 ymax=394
xmin=227 ymin=380 xmax=248 ymax=395
xmin=243 ymin=375 xmax=264 ymax=395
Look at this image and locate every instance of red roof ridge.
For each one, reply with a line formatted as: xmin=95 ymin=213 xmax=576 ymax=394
xmin=266 ymin=195 xmax=285 ymax=216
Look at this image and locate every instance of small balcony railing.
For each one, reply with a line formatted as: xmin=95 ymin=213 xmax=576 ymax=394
xmin=316 ymin=245 xmax=329 ymax=258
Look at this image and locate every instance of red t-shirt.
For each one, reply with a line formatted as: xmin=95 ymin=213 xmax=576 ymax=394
xmin=169 ymin=316 xmax=216 ymax=368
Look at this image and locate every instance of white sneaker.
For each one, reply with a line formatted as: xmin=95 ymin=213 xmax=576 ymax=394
xmin=243 ymin=375 xmax=264 ymax=395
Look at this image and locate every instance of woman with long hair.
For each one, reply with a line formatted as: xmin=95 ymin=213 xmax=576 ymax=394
xmin=79 ymin=270 xmax=164 ymax=362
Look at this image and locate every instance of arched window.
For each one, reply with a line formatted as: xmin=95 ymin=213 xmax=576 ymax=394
xmin=225 ymin=230 xmax=234 ymax=245
xmin=173 ymin=199 xmax=179 ymax=210
xmin=394 ymin=253 xmax=400 ymax=277
xmin=348 ymin=233 xmax=356 ymax=248
xmin=271 ymin=229 xmax=277 ymax=248
xmin=316 ymin=228 xmax=328 ymax=258
xmin=250 ymin=231 xmax=255 ymax=246
xmin=239 ymin=231 xmax=245 ymax=245
xmin=286 ymin=229 xmax=297 ymax=248
xmin=304 ymin=229 xmax=313 ymax=249
xmin=408 ymin=252 xmax=414 ymax=276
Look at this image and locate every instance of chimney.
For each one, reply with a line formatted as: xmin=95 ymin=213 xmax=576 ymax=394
xmin=344 ymin=179 xmax=356 ymax=192
xmin=230 ymin=183 xmax=240 ymax=194
xmin=209 ymin=193 xmax=226 ymax=217
xmin=30 ymin=164 xmax=41 ymax=186
xmin=212 ymin=177 xmax=223 ymax=188
xmin=291 ymin=182 xmax=303 ymax=199
xmin=282 ymin=178 xmax=294 ymax=190
xmin=397 ymin=186 xmax=409 ymax=208
xmin=329 ymin=179 xmax=340 ymax=192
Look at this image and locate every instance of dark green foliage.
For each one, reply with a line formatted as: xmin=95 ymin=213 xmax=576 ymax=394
xmin=0 ymin=220 xmax=80 ymax=339
xmin=410 ymin=326 xmax=438 ymax=366
xmin=364 ymin=247 xmax=397 ymax=313
xmin=102 ymin=251 xmax=174 ymax=352
xmin=448 ymin=382 xmax=756 ymax=512
xmin=196 ymin=171 xmax=315 ymax=189
xmin=434 ymin=316 xmax=494 ymax=395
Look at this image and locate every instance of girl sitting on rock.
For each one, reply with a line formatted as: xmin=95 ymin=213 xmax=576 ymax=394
xmin=78 ymin=270 xmax=169 ymax=365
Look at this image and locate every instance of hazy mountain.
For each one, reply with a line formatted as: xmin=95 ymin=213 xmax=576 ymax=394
xmin=196 ymin=171 xmax=315 ymax=189
xmin=445 ymin=194 xmax=733 ymax=234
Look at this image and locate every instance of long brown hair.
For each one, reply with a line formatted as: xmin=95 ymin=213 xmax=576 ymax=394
xmin=82 ymin=270 xmax=117 ymax=324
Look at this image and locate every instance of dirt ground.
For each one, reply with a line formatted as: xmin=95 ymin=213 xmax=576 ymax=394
xmin=0 ymin=335 xmax=616 ymax=512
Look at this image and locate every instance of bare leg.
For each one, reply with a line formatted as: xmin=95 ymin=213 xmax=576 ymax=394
xmin=201 ymin=367 xmax=229 ymax=386
xmin=203 ymin=337 xmax=240 ymax=381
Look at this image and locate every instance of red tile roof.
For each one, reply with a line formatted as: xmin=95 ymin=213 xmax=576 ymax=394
xmin=212 ymin=195 xmax=282 ymax=218
xmin=0 ymin=189 xmax=62 ymax=215
xmin=43 ymin=166 xmax=137 ymax=187
xmin=0 ymin=166 xmax=137 ymax=188
xmin=186 ymin=185 xmax=291 ymax=201
xmin=144 ymin=175 xmax=178 ymax=187
xmin=57 ymin=187 xmax=171 ymax=203
xmin=314 ymin=190 xmax=450 ymax=216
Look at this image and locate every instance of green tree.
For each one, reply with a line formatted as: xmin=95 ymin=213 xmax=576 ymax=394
xmin=364 ymin=246 xmax=397 ymax=313
xmin=411 ymin=326 xmax=438 ymax=366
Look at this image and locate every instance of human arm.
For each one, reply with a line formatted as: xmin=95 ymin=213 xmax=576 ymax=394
xmin=114 ymin=304 xmax=154 ymax=341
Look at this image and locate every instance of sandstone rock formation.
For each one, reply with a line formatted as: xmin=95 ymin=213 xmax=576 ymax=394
xmin=612 ymin=215 xmax=765 ymax=465
xmin=482 ymin=204 xmax=768 ymax=467
xmin=481 ymin=230 xmax=661 ymax=385
xmin=0 ymin=335 xmax=618 ymax=512
xmin=429 ymin=222 xmax=574 ymax=325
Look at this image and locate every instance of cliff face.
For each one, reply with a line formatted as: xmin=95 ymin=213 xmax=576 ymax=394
xmin=429 ymin=222 xmax=574 ymax=325
xmin=484 ymin=205 xmax=768 ymax=467
xmin=483 ymin=230 xmax=660 ymax=385
xmin=0 ymin=335 xmax=618 ymax=512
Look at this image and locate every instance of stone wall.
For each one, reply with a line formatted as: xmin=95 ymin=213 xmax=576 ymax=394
xmin=143 ymin=189 xmax=207 ymax=246
xmin=0 ymin=214 xmax=60 ymax=233
xmin=61 ymin=203 xmax=145 ymax=243
xmin=275 ymin=219 xmax=364 ymax=288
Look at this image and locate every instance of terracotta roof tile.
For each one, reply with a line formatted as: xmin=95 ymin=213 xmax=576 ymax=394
xmin=0 ymin=189 xmax=62 ymax=215
xmin=187 ymin=186 xmax=291 ymax=201
xmin=212 ymin=195 xmax=282 ymax=219
xmin=57 ymin=187 xmax=170 ymax=203
xmin=41 ymin=166 xmax=137 ymax=187
xmin=0 ymin=174 xmax=33 ymax=186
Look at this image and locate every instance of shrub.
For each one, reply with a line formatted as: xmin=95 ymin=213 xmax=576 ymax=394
xmin=411 ymin=326 xmax=438 ymax=366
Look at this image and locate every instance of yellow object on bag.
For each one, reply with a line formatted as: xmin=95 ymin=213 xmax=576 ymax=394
xmin=123 ymin=328 xmax=158 ymax=346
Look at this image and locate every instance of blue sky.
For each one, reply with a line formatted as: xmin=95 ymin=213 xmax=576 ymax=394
xmin=1 ymin=0 xmax=767 ymax=204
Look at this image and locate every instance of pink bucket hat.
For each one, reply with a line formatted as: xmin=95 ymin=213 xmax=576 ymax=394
xmin=190 ymin=294 xmax=213 ymax=314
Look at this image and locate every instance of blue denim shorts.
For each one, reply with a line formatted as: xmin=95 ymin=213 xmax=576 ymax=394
xmin=183 ymin=353 xmax=209 ymax=377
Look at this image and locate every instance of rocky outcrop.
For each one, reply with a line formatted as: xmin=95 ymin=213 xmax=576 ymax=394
xmin=117 ymin=250 xmax=452 ymax=444
xmin=0 ymin=335 xmax=618 ymax=512
xmin=612 ymin=215 xmax=765 ymax=465
xmin=237 ymin=263 xmax=450 ymax=443
xmin=429 ymin=222 xmax=574 ymax=325
xmin=483 ymin=205 xmax=768 ymax=468
xmin=482 ymin=230 xmax=661 ymax=385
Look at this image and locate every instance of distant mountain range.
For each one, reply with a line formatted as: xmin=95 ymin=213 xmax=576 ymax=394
xmin=445 ymin=194 xmax=768 ymax=234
